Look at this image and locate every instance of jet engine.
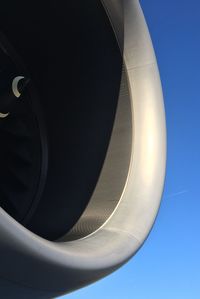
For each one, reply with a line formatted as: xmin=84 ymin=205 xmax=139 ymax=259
xmin=0 ymin=0 xmax=166 ymax=298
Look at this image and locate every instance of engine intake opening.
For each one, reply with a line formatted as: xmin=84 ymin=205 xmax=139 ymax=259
xmin=0 ymin=0 xmax=132 ymax=241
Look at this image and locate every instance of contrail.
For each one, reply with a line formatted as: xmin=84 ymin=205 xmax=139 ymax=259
xmin=165 ymin=190 xmax=188 ymax=199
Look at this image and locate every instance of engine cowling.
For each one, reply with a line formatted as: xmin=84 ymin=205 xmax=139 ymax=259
xmin=0 ymin=0 xmax=166 ymax=298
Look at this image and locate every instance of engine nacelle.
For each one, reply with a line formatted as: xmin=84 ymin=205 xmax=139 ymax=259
xmin=0 ymin=0 xmax=166 ymax=298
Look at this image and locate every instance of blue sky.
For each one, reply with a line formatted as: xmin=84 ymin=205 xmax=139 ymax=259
xmin=62 ymin=0 xmax=200 ymax=298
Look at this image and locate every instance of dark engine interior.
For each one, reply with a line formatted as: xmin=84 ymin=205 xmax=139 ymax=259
xmin=0 ymin=1 xmax=122 ymax=240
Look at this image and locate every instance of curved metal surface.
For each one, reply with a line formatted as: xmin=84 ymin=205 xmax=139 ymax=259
xmin=0 ymin=0 xmax=166 ymax=298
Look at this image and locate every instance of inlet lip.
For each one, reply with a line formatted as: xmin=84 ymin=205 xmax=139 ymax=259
xmin=0 ymin=0 xmax=166 ymax=296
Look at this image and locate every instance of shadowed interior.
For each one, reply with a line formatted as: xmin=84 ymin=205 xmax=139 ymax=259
xmin=0 ymin=0 xmax=132 ymax=241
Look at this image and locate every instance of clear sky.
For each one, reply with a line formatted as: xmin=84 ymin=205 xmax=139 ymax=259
xmin=62 ymin=0 xmax=200 ymax=298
